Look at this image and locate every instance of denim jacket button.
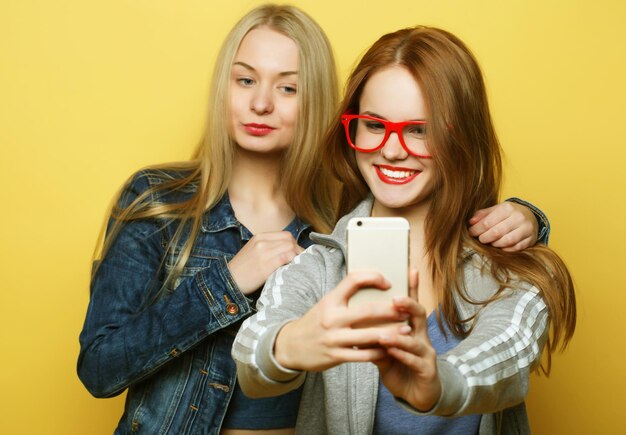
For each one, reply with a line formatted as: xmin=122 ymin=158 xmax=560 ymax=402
xmin=226 ymin=303 xmax=239 ymax=315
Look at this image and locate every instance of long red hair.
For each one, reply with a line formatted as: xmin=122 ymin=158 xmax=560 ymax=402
xmin=324 ymin=26 xmax=575 ymax=373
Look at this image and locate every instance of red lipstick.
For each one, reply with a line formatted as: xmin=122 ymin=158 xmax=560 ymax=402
xmin=374 ymin=165 xmax=420 ymax=185
xmin=243 ymin=123 xmax=275 ymax=136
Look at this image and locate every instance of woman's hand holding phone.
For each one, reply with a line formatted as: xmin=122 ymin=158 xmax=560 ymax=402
xmin=274 ymin=271 xmax=412 ymax=372
xmin=274 ymin=217 xmax=414 ymax=372
xmin=374 ymin=270 xmax=442 ymax=412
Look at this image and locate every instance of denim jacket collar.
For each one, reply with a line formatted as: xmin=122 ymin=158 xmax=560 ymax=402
xmin=201 ymin=193 xmax=311 ymax=242
xmin=201 ymin=193 xmax=240 ymax=233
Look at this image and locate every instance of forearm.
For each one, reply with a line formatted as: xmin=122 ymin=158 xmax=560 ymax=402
xmin=398 ymin=286 xmax=549 ymax=417
xmin=78 ymin=256 xmax=251 ymax=397
xmin=233 ymin=247 xmax=323 ymax=397
xmin=233 ymin=320 xmax=306 ymax=398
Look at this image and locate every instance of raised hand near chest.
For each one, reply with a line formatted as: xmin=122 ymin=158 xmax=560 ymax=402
xmin=227 ymin=231 xmax=303 ymax=295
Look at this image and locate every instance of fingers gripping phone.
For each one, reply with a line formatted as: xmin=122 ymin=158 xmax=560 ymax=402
xmin=346 ymin=217 xmax=409 ymax=313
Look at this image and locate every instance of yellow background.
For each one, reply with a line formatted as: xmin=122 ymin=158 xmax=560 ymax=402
xmin=1 ymin=0 xmax=624 ymax=433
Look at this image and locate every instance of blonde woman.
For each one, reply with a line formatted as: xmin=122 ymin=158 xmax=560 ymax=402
xmin=78 ymin=5 xmax=549 ymax=435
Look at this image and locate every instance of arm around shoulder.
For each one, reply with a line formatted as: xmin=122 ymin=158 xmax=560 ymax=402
xmin=506 ymin=197 xmax=551 ymax=244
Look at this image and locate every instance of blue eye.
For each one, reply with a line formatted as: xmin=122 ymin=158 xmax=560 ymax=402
xmin=237 ymin=78 xmax=255 ymax=87
xmin=280 ymin=85 xmax=297 ymax=95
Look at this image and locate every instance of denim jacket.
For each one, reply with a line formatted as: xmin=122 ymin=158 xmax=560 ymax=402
xmin=77 ymin=170 xmax=312 ymax=434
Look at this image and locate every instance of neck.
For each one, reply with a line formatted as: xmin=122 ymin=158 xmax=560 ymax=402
xmin=371 ymin=199 xmax=430 ymax=256
xmin=230 ymin=146 xmax=284 ymax=197
xmin=228 ymin=146 xmax=294 ymax=233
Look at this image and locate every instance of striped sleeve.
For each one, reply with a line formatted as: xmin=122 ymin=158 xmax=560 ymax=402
xmin=232 ymin=245 xmax=326 ymax=398
xmin=403 ymin=282 xmax=550 ymax=417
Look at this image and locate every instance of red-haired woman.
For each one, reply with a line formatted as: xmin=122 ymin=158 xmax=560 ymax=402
xmin=233 ymin=26 xmax=575 ymax=434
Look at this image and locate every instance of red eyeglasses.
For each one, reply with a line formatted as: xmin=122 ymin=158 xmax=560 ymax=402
xmin=341 ymin=114 xmax=432 ymax=158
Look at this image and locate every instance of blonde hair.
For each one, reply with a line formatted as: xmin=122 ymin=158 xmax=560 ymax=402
xmin=95 ymin=4 xmax=339 ymax=293
xmin=324 ymin=26 xmax=576 ymax=373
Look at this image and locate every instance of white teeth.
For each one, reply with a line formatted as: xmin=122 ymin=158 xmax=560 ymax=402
xmin=378 ymin=166 xmax=416 ymax=179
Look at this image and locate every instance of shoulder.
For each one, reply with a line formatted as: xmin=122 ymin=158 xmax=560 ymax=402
xmin=303 ymin=243 xmax=345 ymax=273
xmin=456 ymin=250 xmax=546 ymax=319
xmin=457 ymin=250 xmax=501 ymax=301
xmin=460 ymin=250 xmax=538 ymax=291
xmin=263 ymin=243 xmax=344 ymax=306
xmin=119 ymin=165 xmax=200 ymax=208
xmin=309 ymin=195 xmax=374 ymax=250
xmin=280 ymin=243 xmax=342 ymax=282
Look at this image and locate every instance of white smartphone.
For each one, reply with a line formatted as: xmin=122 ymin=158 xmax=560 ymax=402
xmin=346 ymin=217 xmax=409 ymax=313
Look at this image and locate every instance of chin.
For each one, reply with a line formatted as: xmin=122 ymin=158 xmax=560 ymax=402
xmin=373 ymin=190 xmax=414 ymax=209
xmin=236 ymin=140 xmax=288 ymax=155
xmin=372 ymin=187 xmax=432 ymax=213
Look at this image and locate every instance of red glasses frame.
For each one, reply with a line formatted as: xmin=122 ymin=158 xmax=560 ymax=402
xmin=341 ymin=114 xmax=432 ymax=159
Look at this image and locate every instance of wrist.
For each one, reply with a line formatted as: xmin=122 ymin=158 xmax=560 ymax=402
xmin=226 ymin=260 xmax=256 ymax=295
xmin=254 ymin=321 xmax=303 ymax=384
xmin=414 ymin=382 xmax=442 ymax=412
xmin=274 ymin=321 xmax=298 ymax=370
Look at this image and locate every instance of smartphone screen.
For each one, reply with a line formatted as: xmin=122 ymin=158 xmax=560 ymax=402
xmin=346 ymin=217 xmax=409 ymax=313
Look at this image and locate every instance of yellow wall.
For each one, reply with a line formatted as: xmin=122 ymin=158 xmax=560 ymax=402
xmin=1 ymin=0 xmax=624 ymax=433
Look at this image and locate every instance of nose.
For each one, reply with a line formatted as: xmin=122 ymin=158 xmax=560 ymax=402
xmin=250 ymin=85 xmax=273 ymax=115
xmin=380 ymin=132 xmax=408 ymax=161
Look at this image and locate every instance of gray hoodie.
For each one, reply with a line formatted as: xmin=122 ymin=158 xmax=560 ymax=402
xmin=233 ymin=197 xmax=548 ymax=434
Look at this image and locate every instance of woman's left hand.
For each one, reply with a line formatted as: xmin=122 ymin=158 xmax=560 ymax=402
xmin=374 ymin=272 xmax=442 ymax=412
xmin=468 ymin=201 xmax=538 ymax=251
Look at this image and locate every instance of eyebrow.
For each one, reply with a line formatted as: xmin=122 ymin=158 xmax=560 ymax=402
xmin=233 ymin=61 xmax=298 ymax=77
xmin=362 ymin=111 xmax=386 ymax=119
xmin=362 ymin=111 xmax=426 ymax=122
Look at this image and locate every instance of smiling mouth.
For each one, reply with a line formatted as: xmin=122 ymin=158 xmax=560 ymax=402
xmin=375 ymin=165 xmax=420 ymax=185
